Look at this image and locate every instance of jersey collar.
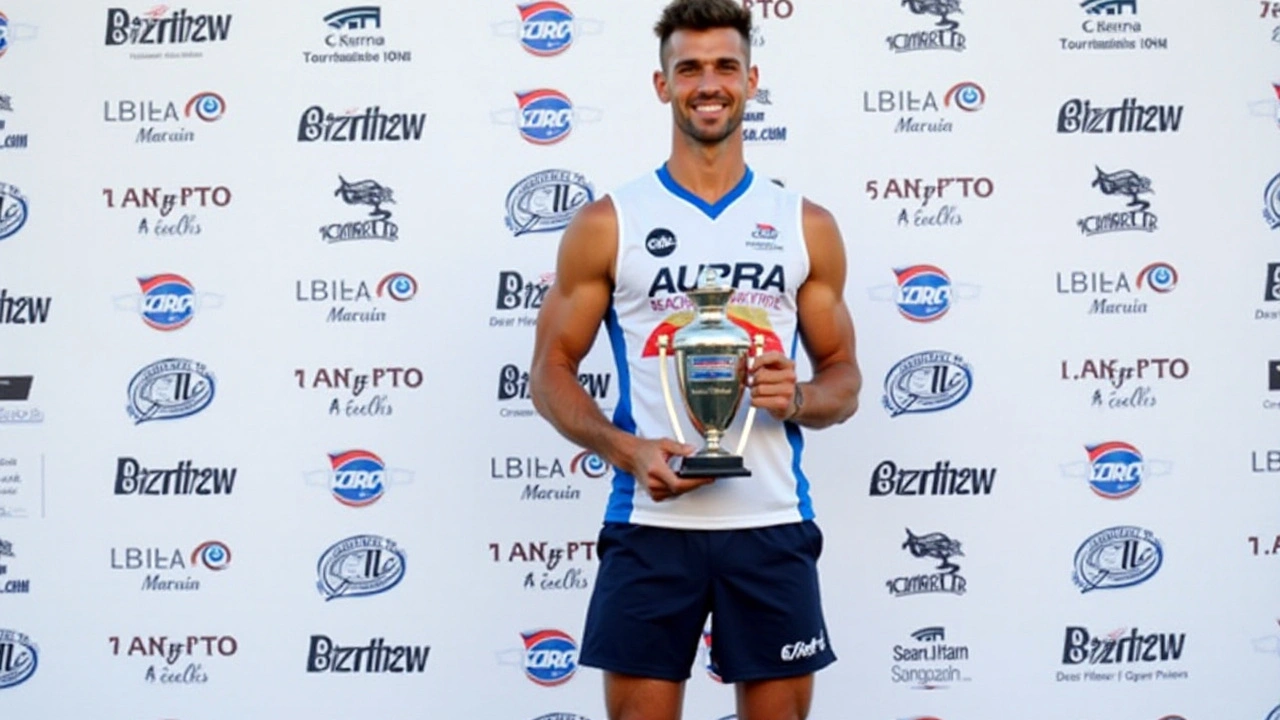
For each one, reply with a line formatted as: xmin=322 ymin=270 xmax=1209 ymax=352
xmin=655 ymin=163 xmax=755 ymax=221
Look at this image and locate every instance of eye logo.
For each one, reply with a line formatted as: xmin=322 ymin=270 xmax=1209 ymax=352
xmin=376 ymin=272 xmax=418 ymax=301
xmin=1137 ymin=262 xmax=1177 ymax=293
xmin=1085 ymin=441 xmax=1144 ymax=499
xmin=943 ymin=82 xmax=985 ymax=112
xmin=570 ymin=450 xmax=609 ymax=478
xmin=518 ymin=2 xmax=575 ymax=56
xmin=516 ymin=89 xmax=574 ymax=145
xmin=137 ymin=274 xmax=196 ymax=331
xmin=191 ymin=541 xmax=231 ymax=571
xmin=184 ymin=92 xmax=226 ymax=122
xmin=893 ymin=265 xmax=952 ymax=322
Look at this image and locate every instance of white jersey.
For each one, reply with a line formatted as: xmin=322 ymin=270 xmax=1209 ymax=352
xmin=602 ymin=165 xmax=814 ymax=530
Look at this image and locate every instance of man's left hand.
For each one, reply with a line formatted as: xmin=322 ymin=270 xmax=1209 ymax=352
xmin=747 ymin=351 xmax=798 ymax=421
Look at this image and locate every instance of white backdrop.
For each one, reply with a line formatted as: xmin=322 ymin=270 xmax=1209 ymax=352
xmin=1 ymin=1 xmax=1278 ymax=718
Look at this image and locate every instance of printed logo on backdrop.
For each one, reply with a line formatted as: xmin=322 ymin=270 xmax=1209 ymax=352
xmin=1262 ymin=360 xmax=1280 ymax=409
xmin=0 ymin=288 xmax=50 ymax=325
xmin=490 ymin=450 xmax=608 ymax=502
xmin=505 ymin=169 xmax=594 ymax=236
xmin=1060 ymin=356 xmax=1189 ymax=409
xmin=495 ymin=629 xmax=580 ymax=686
xmin=1246 ymin=83 xmax=1280 ymax=128
xmin=115 ymin=457 xmax=236 ymax=497
xmin=0 ymin=376 xmax=43 ymax=426
xmin=1057 ymin=98 xmax=1183 ymax=134
xmin=104 ymin=185 xmax=231 ymax=237
xmin=1079 ymin=166 xmax=1158 ymax=235
xmin=127 ymin=358 xmax=215 ymax=424
xmin=870 ymin=459 xmax=996 ymax=497
xmin=892 ymin=626 xmax=972 ymax=690
xmin=1270 ymin=706 xmax=1280 ymax=720
xmin=888 ymin=0 xmax=966 ymax=52
xmin=104 ymin=6 xmax=232 ymax=60
xmin=1058 ymin=626 xmax=1187 ymax=683
xmin=887 ymin=529 xmax=967 ymax=597
xmin=0 ymin=629 xmax=37 ymax=689
xmin=493 ymin=270 xmax=555 ymax=329
xmin=321 ymin=176 xmax=398 ymax=243
xmin=0 ymin=182 xmax=29 ymax=242
xmin=108 ymin=635 xmax=237 ymax=685
xmin=498 ymin=364 xmax=612 ymax=418
xmin=1250 ymin=619 xmax=1280 ymax=661
xmin=0 ymin=93 xmax=27 ymax=151
xmin=865 ymin=177 xmax=994 ymax=228
xmin=297 ymin=105 xmax=427 ymax=143
xmin=0 ymin=538 xmax=30 ymax=594
xmin=1258 ymin=263 xmax=1280 ymax=321
xmin=1060 ymin=1 xmax=1170 ymax=51
xmin=491 ymin=2 xmax=603 ymax=56
xmin=113 ymin=274 xmax=224 ymax=330
xmin=862 ymin=82 xmax=984 ymax=134
xmin=867 ymin=266 xmax=981 ymax=322
xmin=316 ymin=534 xmax=405 ymax=600
xmin=294 ymin=366 xmax=423 ymax=418
xmin=104 ymin=92 xmax=226 ymax=144
xmin=0 ymin=455 xmax=45 ymax=519
xmin=1 ymin=12 xmax=42 ymax=60
xmin=491 ymin=89 xmax=602 ymax=145
xmin=1073 ymin=526 xmax=1162 ymax=592
xmin=489 ymin=539 xmax=597 ymax=591
xmin=1265 ymin=172 xmax=1280 ymax=230
xmin=109 ymin=541 xmax=231 ymax=592
xmin=303 ymin=450 xmax=414 ymax=507
xmin=1254 ymin=448 xmax=1280 ymax=473
xmin=741 ymin=0 xmax=795 ymax=47
xmin=295 ymin=272 xmax=418 ymax=324
xmin=1056 ymin=262 xmax=1178 ymax=315
xmin=306 ymin=635 xmax=430 ymax=673
xmin=882 ymin=351 xmax=972 ymax=417
xmin=304 ymin=7 xmax=412 ymax=65
xmin=1247 ymin=534 xmax=1280 ymax=557
xmin=743 ymin=88 xmax=788 ymax=144
xmin=1060 ymin=442 xmax=1172 ymax=499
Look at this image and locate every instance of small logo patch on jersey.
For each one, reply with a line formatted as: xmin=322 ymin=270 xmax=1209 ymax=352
xmin=645 ymin=228 xmax=677 ymax=258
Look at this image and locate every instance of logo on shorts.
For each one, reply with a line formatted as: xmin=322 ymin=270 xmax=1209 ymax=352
xmin=316 ymin=534 xmax=406 ymax=600
xmin=887 ymin=529 xmax=967 ymax=597
xmin=882 ymin=351 xmax=972 ymax=416
xmin=645 ymin=228 xmax=677 ymax=258
xmin=1072 ymin=526 xmax=1163 ymax=593
xmin=504 ymin=169 xmax=594 ymax=236
xmin=780 ymin=631 xmax=827 ymax=662
xmin=521 ymin=629 xmax=578 ymax=686
xmin=126 ymin=358 xmax=215 ymax=424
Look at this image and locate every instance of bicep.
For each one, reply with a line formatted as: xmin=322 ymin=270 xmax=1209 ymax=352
xmin=796 ymin=202 xmax=858 ymax=371
xmin=532 ymin=200 xmax=617 ymax=369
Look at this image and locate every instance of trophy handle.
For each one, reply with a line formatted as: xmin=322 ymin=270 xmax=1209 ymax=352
xmin=657 ymin=335 xmax=686 ymax=445
xmin=735 ymin=334 xmax=767 ymax=456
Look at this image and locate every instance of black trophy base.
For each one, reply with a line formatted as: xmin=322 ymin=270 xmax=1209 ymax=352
xmin=675 ymin=454 xmax=752 ymax=479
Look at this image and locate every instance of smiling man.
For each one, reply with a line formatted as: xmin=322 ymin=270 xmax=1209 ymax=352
xmin=529 ymin=1 xmax=862 ymax=718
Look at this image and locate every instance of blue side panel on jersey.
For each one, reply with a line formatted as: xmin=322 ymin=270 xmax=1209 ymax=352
xmin=655 ymin=164 xmax=754 ymax=220
xmin=787 ymin=330 xmax=814 ymax=520
xmin=604 ymin=307 xmax=636 ymax=521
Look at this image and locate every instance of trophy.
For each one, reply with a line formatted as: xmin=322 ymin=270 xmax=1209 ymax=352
xmin=657 ymin=268 xmax=765 ymax=478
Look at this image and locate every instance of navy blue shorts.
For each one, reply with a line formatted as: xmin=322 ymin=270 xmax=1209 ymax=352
xmin=579 ymin=521 xmax=836 ymax=683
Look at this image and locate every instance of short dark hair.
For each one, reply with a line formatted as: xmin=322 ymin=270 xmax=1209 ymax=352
xmin=653 ymin=0 xmax=752 ymax=69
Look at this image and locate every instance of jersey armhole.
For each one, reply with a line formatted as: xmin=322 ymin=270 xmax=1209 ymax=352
xmin=795 ymin=193 xmax=812 ymax=287
xmin=607 ymin=192 xmax=625 ymax=301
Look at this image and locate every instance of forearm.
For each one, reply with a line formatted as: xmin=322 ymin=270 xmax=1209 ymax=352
xmin=531 ymin=361 xmax=637 ymax=467
xmin=791 ymin=361 xmax=861 ymax=429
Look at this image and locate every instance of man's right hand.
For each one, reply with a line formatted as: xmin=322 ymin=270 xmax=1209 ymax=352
xmin=620 ymin=437 xmax=716 ymax=502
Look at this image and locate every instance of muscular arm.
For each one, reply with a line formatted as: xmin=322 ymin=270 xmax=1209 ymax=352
xmin=529 ymin=198 xmax=636 ymax=464
xmin=753 ymin=199 xmax=861 ymax=429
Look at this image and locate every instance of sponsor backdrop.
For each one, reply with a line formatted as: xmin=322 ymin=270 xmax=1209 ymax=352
xmin=0 ymin=0 xmax=1277 ymax=718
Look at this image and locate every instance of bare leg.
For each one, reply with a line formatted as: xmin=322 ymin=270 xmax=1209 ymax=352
xmin=735 ymin=674 xmax=815 ymax=720
xmin=604 ymin=672 xmax=686 ymax=720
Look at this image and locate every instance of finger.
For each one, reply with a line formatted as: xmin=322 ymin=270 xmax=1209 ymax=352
xmin=657 ymin=438 xmax=696 ymax=457
xmin=749 ymin=352 xmax=793 ymax=371
xmin=750 ymin=381 xmax=796 ymax=400
xmin=749 ymin=366 xmax=797 ymax=386
xmin=668 ymin=476 xmax=716 ymax=495
xmin=646 ymin=477 xmax=673 ymax=502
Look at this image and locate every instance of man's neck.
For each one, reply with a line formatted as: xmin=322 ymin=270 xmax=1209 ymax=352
xmin=664 ymin=135 xmax=748 ymax=205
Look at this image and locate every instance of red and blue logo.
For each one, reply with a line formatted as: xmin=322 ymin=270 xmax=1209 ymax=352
xmin=1136 ymin=262 xmax=1177 ymax=293
xmin=517 ymin=90 xmax=574 ymax=145
xmin=521 ymin=629 xmax=578 ymax=686
xmin=376 ymin=272 xmax=418 ymax=301
xmin=328 ymin=450 xmax=386 ymax=507
xmin=138 ymin=273 xmax=196 ymax=331
xmin=1086 ymin=441 xmax=1144 ymax=499
xmin=518 ymin=2 xmax=575 ymax=56
xmin=894 ymin=265 xmax=952 ymax=322
xmin=569 ymin=450 xmax=609 ymax=478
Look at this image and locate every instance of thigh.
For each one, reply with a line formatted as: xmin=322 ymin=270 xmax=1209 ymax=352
xmin=735 ymin=674 xmax=815 ymax=720
xmin=708 ymin=522 xmax=836 ymax=682
xmin=605 ymin=672 xmax=686 ymax=720
xmin=580 ymin=523 xmax=712 ymax=681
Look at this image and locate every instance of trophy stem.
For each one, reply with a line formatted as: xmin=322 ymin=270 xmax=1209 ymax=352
xmin=704 ymin=428 xmax=724 ymax=454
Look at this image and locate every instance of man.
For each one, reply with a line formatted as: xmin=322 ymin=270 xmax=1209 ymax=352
xmin=529 ymin=1 xmax=861 ymax=718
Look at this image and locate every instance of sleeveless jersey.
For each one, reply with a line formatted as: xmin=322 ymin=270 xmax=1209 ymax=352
xmin=602 ymin=165 xmax=814 ymax=530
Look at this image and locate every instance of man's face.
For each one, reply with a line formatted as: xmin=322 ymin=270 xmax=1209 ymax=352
xmin=656 ymin=27 xmax=757 ymax=146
